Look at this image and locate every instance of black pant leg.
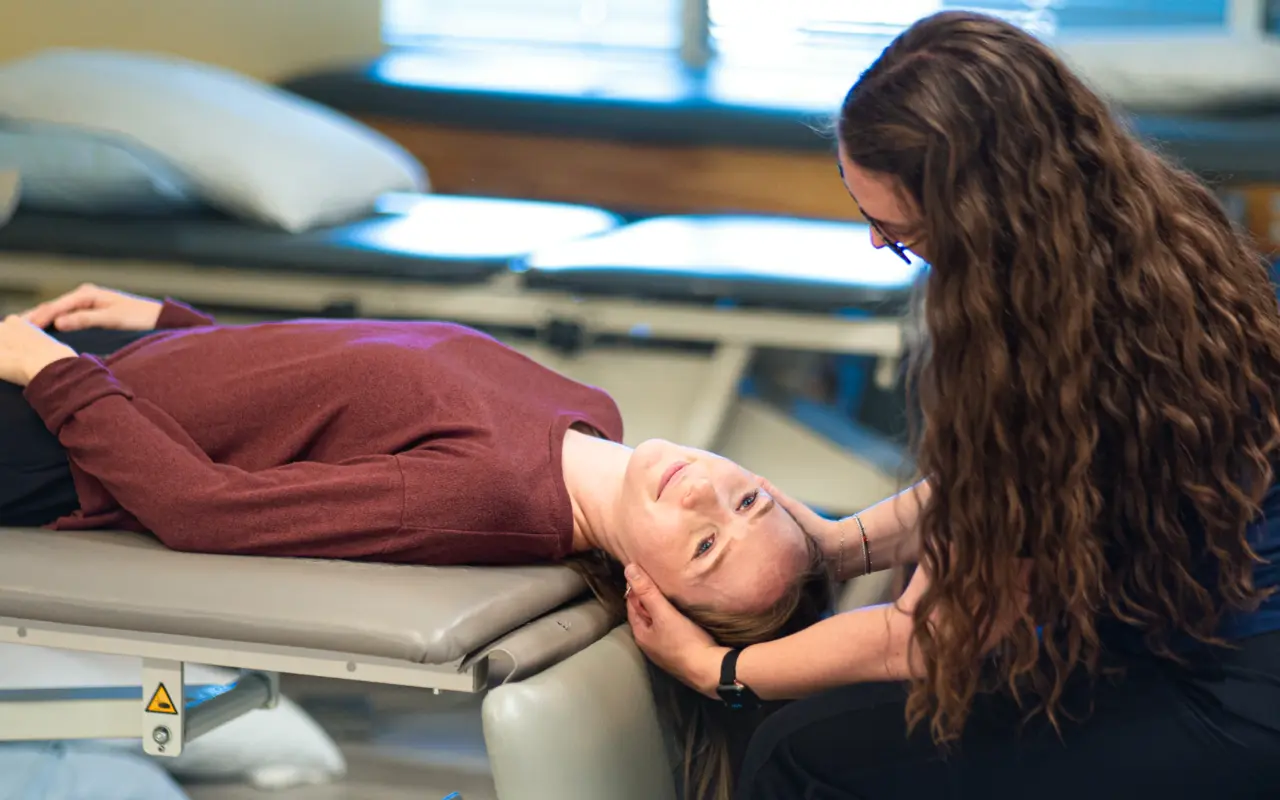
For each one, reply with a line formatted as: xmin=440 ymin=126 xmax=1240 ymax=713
xmin=0 ymin=328 xmax=154 ymax=526
xmin=737 ymin=635 xmax=1280 ymax=800
xmin=0 ymin=380 xmax=78 ymax=525
xmin=52 ymin=328 xmax=156 ymax=357
xmin=736 ymin=681 xmax=959 ymax=800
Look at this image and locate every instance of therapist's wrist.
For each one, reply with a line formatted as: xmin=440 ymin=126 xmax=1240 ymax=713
xmin=693 ymin=645 xmax=731 ymax=699
xmin=824 ymin=514 xmax=872 ymax=580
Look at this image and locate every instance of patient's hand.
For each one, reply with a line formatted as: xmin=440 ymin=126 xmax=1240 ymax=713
xmin=22 ymin=284 xmax=163 ymax=332
xmin=0 ymin=315 xmax=77 ymax=386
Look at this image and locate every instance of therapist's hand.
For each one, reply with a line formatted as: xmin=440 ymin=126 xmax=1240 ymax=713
xmin=763 ymin=480 xmax=843 ymax=570
xmin=0 ymin=315 xmax=77 ymax=386
xmin=22 ymin=284 xmax=163 ymax=332
xmin=625 ymin=564 xmax=728 ymax=698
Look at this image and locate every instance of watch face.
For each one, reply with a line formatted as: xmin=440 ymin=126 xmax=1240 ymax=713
xmin=717 ymin=684 xmax=761 ymax=712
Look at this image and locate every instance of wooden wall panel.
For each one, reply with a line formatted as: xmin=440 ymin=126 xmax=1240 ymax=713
xmin=360 ymin=117 xmax=862 ymax=221
xmin=362 ymin=117 xmax=1280 ymax=257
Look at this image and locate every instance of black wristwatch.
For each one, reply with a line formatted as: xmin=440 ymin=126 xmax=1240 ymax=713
xmin=716 ymin=648 xmax=761 ymax=712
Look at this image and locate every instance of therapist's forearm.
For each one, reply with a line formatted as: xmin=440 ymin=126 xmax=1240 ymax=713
xmin=730 ymin=564 xmax=930 ymax=700
xmin=830 ymin=479 xmax=930 ymax=574
xmin=724 ymin=555 xmax=1035 ymax=701
xmin=734 ymin=602 xmax=918 ymax=700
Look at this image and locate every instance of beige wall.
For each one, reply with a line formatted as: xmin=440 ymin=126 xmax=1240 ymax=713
xmin=2 ymin=0 xmax=385 ymax=80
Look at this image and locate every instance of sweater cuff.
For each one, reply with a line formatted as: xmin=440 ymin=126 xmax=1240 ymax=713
xmin=24 ymin=355 xmax=133 ymax=434
xmin=155 ymin=299 xmax=215 ymax=329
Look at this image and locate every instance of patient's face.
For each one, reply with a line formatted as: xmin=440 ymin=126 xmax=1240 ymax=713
xmin=616 ymin=439 xmax=809 ymax=614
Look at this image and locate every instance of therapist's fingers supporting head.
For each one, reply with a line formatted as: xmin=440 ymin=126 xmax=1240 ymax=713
xmin=623 ymin=564 xmax=717 ymax=678
xmin=760 ymin=478 xmax=838 ymax=542
xmin=626 ymin=529 xmax=832 ymax=651
xmin=612 ymin=438 xmax=811 ymax=616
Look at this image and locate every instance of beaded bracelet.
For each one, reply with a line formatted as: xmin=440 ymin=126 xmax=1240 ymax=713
xmin=853 ymin=512 xmax=871 ymax=575
xmin=836 ymin=524 xmax=847 ymax=582
xmin=836 ymin=513 xmax=872 ymax=580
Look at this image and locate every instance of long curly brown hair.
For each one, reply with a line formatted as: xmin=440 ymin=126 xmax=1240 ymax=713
xmin=839 ymin=10 xmax=1280 ymax=744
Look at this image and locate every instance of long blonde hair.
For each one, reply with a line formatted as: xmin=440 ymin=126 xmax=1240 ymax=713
xmin=566 ymin=530 xmax=834 ymax=800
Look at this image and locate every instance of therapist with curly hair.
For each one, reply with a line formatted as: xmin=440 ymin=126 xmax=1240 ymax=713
xmin=626 ymin=11 xmax=1280 ymax=799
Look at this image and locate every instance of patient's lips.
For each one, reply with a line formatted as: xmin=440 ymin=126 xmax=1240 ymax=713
xmin=657 ymin=461 xmax=689 ymax=500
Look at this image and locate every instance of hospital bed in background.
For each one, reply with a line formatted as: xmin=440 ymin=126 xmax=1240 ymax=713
xmin=0 ymin=192 xmax=921 ymax=518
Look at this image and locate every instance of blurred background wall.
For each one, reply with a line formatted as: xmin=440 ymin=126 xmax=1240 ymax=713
xmin=0 ymin=0 xmax=384 ymax=80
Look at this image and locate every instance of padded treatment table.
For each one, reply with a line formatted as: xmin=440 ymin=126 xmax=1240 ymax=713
xmin=518 ymin=214 xmax=920 ymax=313
xmin=285 ymin=59 xmax=1280 ymax=181
xmin=0 ymin=193 xmax=620 ymax=285
xmin=0 ymin=528 xmax=677 ymax=800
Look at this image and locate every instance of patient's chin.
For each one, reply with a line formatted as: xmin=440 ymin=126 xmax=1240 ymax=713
xmin=629 ymin=437 xmax=671 ymax=468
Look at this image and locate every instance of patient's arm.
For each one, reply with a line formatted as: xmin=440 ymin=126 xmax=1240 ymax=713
xmin=23 ymin=355 xmax=416 ymax=558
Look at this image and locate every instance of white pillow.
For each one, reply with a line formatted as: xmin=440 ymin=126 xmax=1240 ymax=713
xmin=0 ymin=49 xmax=428 ymax=232
xmin=0 ymin=644 xmax=347 ymax=789
xmin=0 ymin=120 xmax=201 ymax=215
xmin=1056 ymin=32 xmax=1280 ymax=113
xmin=0 ymin=743 xmax=190 ymax=800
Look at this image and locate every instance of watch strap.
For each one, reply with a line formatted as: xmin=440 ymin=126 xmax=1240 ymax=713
xmin=720 ymin=648 xmax=744 ymax=687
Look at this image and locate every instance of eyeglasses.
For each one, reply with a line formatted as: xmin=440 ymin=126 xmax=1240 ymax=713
xmin=856 ymin=204 xmax=915 ymax=265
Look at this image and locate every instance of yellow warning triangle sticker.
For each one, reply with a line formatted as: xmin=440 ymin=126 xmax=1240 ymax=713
xmin=146 ymin=683 xmax=179 ymax=715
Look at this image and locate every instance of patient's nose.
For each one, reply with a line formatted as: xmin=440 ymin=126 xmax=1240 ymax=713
xmin=680 ymin=477 xmax=717 ymax=511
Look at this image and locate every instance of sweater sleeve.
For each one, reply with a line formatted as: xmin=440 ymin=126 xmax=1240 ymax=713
xmin=23 ymin=355 xmax=410 ymax=558
xmin=154 ymin=299 xmax=215 ymax=330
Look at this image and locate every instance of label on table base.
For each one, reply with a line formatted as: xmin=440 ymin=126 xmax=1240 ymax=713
xmin=146 ymin=683 xmax=179 ymax=715
xmin=141 ymin=660 xmax=185 ymax=757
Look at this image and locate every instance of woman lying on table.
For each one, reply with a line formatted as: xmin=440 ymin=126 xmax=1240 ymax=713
xmin=626 ymin=11 xmax=1280 ymax=800
xmin=0 ymin=282 xmax=834 ymax=798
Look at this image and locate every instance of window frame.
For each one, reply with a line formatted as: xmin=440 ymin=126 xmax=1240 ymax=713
xmin=383 ymin=0 xmax=1270 ymax=73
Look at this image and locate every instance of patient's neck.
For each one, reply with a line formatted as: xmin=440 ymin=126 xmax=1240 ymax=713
xmin=561 ymin=427 xmax=631 ymax=561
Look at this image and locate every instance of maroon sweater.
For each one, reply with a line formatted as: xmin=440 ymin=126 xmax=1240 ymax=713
xmin=23 ymin=302 xmax=624 ymax=565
